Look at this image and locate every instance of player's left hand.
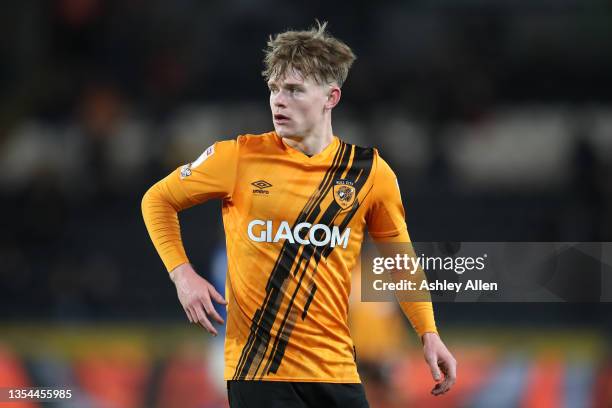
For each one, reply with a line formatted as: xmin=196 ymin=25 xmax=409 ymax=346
xmin=422 ymin=332 xmax=456 ymax=396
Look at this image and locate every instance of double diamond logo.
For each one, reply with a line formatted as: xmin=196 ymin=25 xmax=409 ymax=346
xmin=251 ymin=180 xmax=272 ymax=189
xmin=251 ymin=180 xmax=272 ymax=195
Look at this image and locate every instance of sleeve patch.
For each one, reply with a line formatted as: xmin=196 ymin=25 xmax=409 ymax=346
xmin=180 ymin=144 xmax=215 ymax=179
xmin=192 ymin=144 xmax=215 ymax=169
xmin=179 ymin=163 xmax=192 ymax=179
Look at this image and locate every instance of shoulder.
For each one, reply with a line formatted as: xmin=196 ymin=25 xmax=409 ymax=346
xmin=341 ymin=142 xmax=395 ymax=181
xmin=235 ymin=131 xmax=277 ymax=148
xmin=360 ymin=147 xmax=394 ymax=180
xmin=351 ymin=143 xmax=377 ymax=162
xmin=201 ymin=131 xmax=277 ymax=157
xmin=365 ymin=147 xmax=399 ymax=196
xmin=223 ymin=131 xmax=284 ymax=156
xmin=337 ymin=140 xmax=376 ymax=173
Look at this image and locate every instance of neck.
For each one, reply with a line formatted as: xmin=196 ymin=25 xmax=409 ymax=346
xmin=282 ymin=120 xmax=334 ymax=156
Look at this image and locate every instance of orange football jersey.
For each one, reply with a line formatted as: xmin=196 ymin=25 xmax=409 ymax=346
xmin=142 ymin=131 xmax=437 ymax=382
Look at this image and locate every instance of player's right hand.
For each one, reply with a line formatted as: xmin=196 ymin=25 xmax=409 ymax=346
xmin=170 ymin=263 xmax=227 ymax=336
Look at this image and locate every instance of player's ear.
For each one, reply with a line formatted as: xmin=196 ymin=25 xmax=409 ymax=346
xmin=325 ymin=85 xmax=341 ymax=110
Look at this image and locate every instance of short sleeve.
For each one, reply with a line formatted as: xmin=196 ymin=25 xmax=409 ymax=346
xmin=166 ymin=139 xmax=239 ymax=206
xmin=366 ymin=152 xmax=408 ymax=239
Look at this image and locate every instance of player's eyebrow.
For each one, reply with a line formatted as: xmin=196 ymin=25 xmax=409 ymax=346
xmin=267 ymin=81 xmax=305 ymax=89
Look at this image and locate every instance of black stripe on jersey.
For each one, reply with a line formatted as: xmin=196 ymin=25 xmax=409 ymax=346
xmin=233 ymin=141 xmax=350 ymax=380
xmin=263 ymin=146 xmax=375 ymax=377
xmin=302 ymin=283 xmax=317 ymax=320
xmin=232 ymin=141 xmax=351 ymax=380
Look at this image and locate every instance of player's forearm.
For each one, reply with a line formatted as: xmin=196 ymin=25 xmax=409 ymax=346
xmin=398 ymin=261 xmax=438 ymax=338
xmin=372 ymin=232 xmax=438 ymax=338
xmin=141 ymin=181 xmax=190 ymax=272
xmin=399 ymin=301 xmax=438 ymax=338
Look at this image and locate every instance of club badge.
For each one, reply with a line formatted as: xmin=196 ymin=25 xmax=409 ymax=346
xmin=333 ymin=179 xmax=356 ymax=209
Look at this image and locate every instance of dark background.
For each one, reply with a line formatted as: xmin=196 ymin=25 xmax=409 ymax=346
xmin=1 ymin=0 xmax=610 ymax=320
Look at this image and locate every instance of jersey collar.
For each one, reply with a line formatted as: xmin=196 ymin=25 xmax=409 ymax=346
xmin=273 ymin=132 xmax=340 ymax=164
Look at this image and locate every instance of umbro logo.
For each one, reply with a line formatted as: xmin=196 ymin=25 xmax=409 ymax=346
xmin=252 ymin=180 xmax=272 ymax=195
xmin=252 ymin=180 xmax=272 ymax=189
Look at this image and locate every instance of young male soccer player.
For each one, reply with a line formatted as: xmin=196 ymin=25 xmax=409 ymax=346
xmin=142 ymin=22 xmax=456 ymax=407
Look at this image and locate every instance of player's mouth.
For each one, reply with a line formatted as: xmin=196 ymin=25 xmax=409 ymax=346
xmin=274 ymin=114 xmax=291 ymax=124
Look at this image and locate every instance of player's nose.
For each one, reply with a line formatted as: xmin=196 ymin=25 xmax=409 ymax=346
xmin=272 ymin=90 xmax=287 ymax=107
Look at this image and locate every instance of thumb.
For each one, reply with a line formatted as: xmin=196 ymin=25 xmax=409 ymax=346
xmin=429 ymin=359 xmax=441 ymax=382
xmin=208 ymin=284 xmax=227 ymax=304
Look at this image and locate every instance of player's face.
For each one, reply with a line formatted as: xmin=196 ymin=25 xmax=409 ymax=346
xmin=268 ymin=70 xmax=331 ymax=138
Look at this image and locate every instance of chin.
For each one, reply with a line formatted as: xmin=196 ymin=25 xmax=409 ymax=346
xmin=275 ymin=127 xmax=299 ymax=138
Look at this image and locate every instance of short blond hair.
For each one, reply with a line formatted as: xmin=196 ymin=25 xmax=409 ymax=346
xmin=262 ymin=21 xmax=356 ymax=87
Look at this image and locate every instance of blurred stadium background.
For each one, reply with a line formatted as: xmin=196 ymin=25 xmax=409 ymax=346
xmin=1 ymin=0 xmax=612 ymax=407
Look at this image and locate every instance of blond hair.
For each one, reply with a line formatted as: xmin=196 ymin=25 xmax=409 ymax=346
xmin=262 ymin=21 xmax=356 ymax=87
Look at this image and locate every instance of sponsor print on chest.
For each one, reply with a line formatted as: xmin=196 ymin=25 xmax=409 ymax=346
xmin=244 ymin=177 xmax=357 ymax=249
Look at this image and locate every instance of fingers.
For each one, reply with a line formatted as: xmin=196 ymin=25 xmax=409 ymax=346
xmin=447 ymin=357 xmax=457 ymax=385
xmin=425 ymin=353 xmax=441 ymax=382
xmin=176 ymin=278 xmax=226 ymax=335
xmin=432 ymin=378 xmax=453 ymax=396
xmin=208 ymin=285 xmax=227 ymax=305
xmin=192 ymin=302 xmax=218 ymax=336
xmin=432 ymin=379 xmax=449 ymax=396
xmin=184 ymin=307 xmax=194 ymax=323
xmin=200 ymin=296 xmax=225 ymax=325
xmin=431 ymin=382 xmax=445 ymax=396
xmin=186 ymin=292 xmax=225 ymax=335
xmin=431 ymin=357 xmax=457 ymax=396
